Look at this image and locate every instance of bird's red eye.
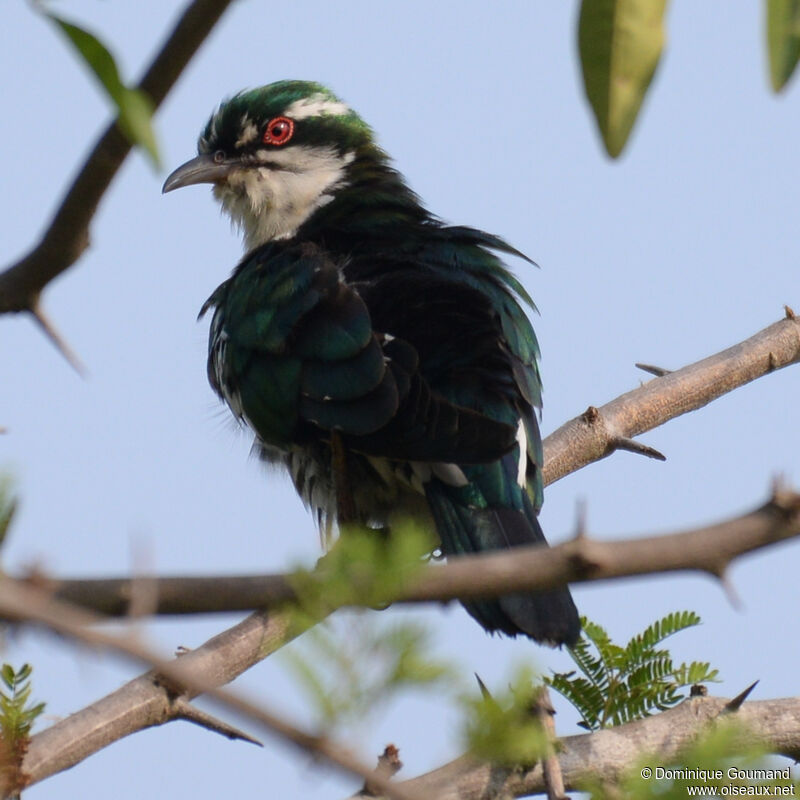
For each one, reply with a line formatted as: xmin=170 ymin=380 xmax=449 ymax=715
xmin=262 ymin=117 xmax=294 ymax=146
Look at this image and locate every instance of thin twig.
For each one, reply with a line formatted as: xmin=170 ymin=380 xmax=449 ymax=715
xmin=534 ymin=687 xmax=568 ymax=800
xmin=635 ymin=362 xmax=672 ymax=377
xmin=172 ymin=698 xmax=263 ymax=746
xmin=30 ymin=304 xmax=86 ymax=376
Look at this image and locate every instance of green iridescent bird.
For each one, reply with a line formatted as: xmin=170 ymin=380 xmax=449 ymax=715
xmin=164 ymin=80 xmax=579 ymax=646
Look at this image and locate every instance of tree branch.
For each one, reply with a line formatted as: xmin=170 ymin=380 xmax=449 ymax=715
xmin=37 ymin=486 xmax=800 ymax=615
xmin=7 ymin=313 xmax=798 ymax=793
xmin=542 ymin=309 xmax=800 ymax=486
xmin=0 ymin=581 xmax=419 ymax=800
xmin=0 ymin=0 xmax=233 ymax=315
xmin=391 ymin=694 xmax=800 ymax=800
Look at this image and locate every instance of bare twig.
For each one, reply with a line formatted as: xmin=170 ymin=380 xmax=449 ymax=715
xmin=610 ymin=435 xmax=665 ymax=461
xmin=30 ymin=303 xmax=86 ymax=376
xmin=172 ymin=698 xmax=263 ymax=746
xmin=543 ymin=313 xmax=800 ymax=486
xmin=635 ymin=362 xmax=673 ymax=377
xmin=361 ymin=745 xmax=404 ymax=797
xmin=0 ymin=0 xmax=234 ymax=319
xmin=534 ymin=687 xmax=568 ymax=800
xmin=37 ymin=487 xmax=800 ymax=615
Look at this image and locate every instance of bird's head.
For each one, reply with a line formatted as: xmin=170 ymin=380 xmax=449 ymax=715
xmin=163 ymin=80 xmax=376 ymax=249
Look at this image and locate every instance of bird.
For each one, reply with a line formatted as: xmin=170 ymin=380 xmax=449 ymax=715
xmin=163 ymin=80 xmax=580 ymax=646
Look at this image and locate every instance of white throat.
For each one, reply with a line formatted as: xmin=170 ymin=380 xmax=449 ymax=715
xmin=214 ymin=145 xmax=354 ymax=249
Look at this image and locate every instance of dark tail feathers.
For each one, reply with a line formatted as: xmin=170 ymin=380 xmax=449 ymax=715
xmin=426 ymin=488 xmax=580 ymax=646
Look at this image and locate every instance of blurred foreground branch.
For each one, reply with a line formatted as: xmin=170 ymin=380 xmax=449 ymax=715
xmin=0 ymin=581 xmax=417 ymax=800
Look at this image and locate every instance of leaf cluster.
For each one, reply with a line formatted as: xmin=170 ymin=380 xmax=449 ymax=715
xmin=579 ymin=0 xmax=800 ymax=158
xmin=0 ymin=664 xmax=45 ymax=746
xmin=283 ymin=617 xmax=455 ymax=729
xmin=546 ymin=611 xmax=719 ymax=730
xmin=282 ymin=522 xmax=452 ymax=728
xmin=287 ymin=521 xmax=436 ymax=629
xmin=461 ymin=666 xmax=550 ymax=766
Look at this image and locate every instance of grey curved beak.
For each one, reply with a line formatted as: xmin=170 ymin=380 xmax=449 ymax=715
xmin=162 ymin=154 xmax=237 ymax=193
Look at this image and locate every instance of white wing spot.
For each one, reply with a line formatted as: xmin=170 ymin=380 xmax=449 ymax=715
xmin=515 ymin=419 xmax=528 ymax=488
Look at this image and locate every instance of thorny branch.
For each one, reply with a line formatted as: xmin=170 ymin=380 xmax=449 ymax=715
xmin=34 ymin=310 xmax=800 ymax=616
xmin=543 ymin=308 xmax=800 ymax=486
xmin=38 ymin=485 xmax=800 ymax=615
xmin=0 ymin=0 xmax=234 ymax=330
xmin=0 ymin=580 xmax=420 ymax=800
xmin=4 ymin=310 xmax=800 ymax=796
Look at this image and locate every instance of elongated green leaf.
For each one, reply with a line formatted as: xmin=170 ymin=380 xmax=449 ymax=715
xmin=767 ymin=0 xmax=800 ymax=90
xmin=43 ymin=13 xmax=160 ymax=166
xmin=579 ymin=0 xmax=669 ymax=157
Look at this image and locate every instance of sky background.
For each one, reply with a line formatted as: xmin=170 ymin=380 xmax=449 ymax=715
xmin=1 ymin=1 xmax=798 ymax=797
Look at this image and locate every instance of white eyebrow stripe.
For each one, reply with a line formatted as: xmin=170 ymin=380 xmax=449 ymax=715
xmin=285 ymin=94 xmax=351 ymax=120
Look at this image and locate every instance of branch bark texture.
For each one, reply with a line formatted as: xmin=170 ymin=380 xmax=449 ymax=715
xmin=41 ymin=488 xmax=800 ymax=615
xmin=543 ymin=310 xmax=800 ymax=486
xmin=394 ymin=696 xmax=800 ymax=800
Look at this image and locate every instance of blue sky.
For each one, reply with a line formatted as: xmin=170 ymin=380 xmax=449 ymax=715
xmin=1 ymin=2 xmax=798 ymax=797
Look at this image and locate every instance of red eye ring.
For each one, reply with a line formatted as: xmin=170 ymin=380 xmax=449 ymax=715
xmin=263 ymin=116 xmax=294 ymax=146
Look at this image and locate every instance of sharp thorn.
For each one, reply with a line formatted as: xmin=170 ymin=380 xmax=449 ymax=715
xmin=475 ymin=673 xmax=493 ymax=701
xmin=30 ymin=304 xmax=87 ymax=377
xmin=173 ymin=699 xmax=263 ymax=746
xmin=612 ymin=437 xmax=666 ymax=461
xmin=635 ymin=362 xmax=673 ymax=377
xmin=573 ymin=498 xmax=588 ymax=540
xmin=722 ymin=680 xmax=759 ymax=714
xmin=720 ymin=571 xmax=743 ymax=610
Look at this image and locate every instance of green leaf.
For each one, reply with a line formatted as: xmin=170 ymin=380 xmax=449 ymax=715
xmin=549 ymin=612 xmax=720 ymax=731
xmin=42 ymin=12 xmax=160 ymax=166
xmin=0 ymin=474 xmax=18 ymax=550
xmin=767 ymin=0 xmax=800 ymax=91
xmin=462 ymin=668 xmax=550 ymax=766
xmin=1 ymin=665 xmax=15 ymax=691
xmin=578 ymin=0 xmax=669 ymax=157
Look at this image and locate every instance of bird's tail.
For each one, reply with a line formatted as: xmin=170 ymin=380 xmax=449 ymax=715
xmin=425 ymin=481 xmax=580 ymax=646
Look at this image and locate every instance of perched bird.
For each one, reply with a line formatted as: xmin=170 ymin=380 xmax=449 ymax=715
xmin=163 ymin=80 xmax=580 ymax=646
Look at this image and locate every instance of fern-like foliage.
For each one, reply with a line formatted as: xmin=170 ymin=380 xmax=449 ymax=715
xmin=0 ymin=663 xmax=46 ymax=795
xmin=545 ymin=611 xmax=719 ymax=730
